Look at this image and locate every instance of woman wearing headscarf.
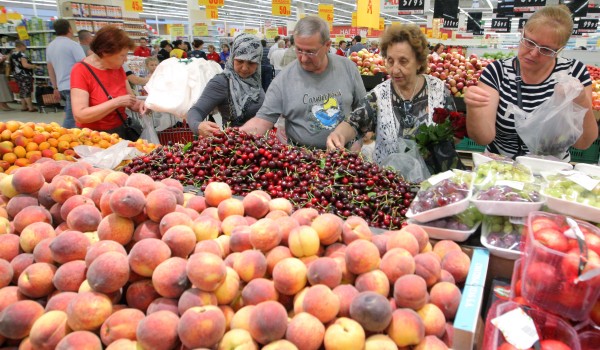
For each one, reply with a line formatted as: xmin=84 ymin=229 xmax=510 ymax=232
xmin=187 ymin=33 xmax=264 ymax=138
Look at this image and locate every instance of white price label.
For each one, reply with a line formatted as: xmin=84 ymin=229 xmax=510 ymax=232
xmin=567 ymin=172 xmax=600 ymax=192
xmin=491 ymin=308 xmax=539 ymax=349
xmin=428 ymin=170 xmax=455 ymax=186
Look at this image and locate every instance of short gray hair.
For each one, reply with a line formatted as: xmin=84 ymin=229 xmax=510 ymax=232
xmin=294 ymin=16 xmax=330 ymax=44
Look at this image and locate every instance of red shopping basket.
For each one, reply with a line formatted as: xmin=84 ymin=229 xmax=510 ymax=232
xmin=157 ymin=120 xmax=196 ymax=145
xmin=8 ymin=80 xmax=19 ymax=94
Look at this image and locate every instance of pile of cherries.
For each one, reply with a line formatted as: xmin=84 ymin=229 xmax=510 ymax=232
xmin=123 ymin=128 xmax=415 ymax=229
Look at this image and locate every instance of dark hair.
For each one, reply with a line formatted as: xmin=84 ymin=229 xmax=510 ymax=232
xmin=90 ymin=26 xmax=134 ymax=58
xmin=160 ymin=40 xmax=171 ymax=49
xmin=261 ymin=39 xmax=267 ymax=47
xmin=53 ymin=19 xmax=71 ymax=36
xmin=274 ymin=35 xmax=281 ymax=42
xmin=184 ymin=41 xmax=191 ymax=50
xmin=433 ymin=43 xmax=444 ymax=52
xmin=380 ymin=24 xmax=429 ymax=74
xmin=354 ymin=35 xmax=362 ymax=42
xmin=78 ymin=30 xmax=92 ymax=42
xmin=222 ymin=43 xmax=230 ymax=50
xmin=289 ymin=35 xmax=294 ymax=46
xmin=172 ymin=40 xmax=182 ymax=48
xmin=193 ymin=39 xmax=204 ymax=49
xmin=139 ymin=37 xmax=148 ymax=42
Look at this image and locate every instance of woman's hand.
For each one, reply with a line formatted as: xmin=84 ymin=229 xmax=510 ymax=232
xmin=464 ymin=85 xmax=490 ymax=108
xmin=131 ymin=99 xmax=146 ymax=114
xmin=113 ymin=95 xmax=138 ymax=109
xmin=198 ymin=121 xmax=220 ymax=138
xmin=326 ymin=131 xmax=347 ymax=151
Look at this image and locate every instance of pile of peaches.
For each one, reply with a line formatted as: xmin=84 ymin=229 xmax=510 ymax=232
xmin=0 ymin=157 xmax=472 ymax=349
xmin=0 ymin=121 xmax=156 ymax=174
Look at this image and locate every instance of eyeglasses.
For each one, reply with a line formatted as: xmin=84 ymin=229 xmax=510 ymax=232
xmin=295 ymin=45 xmax=324 ymax=57
xmin=393 ymin=101 xmax=415 ymax=129
xmin=520 ymin=36 xmax=562 ymax=57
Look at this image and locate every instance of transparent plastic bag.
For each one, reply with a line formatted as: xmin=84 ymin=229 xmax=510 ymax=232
xmin=140 ymin=114 xmax=159 ymax=145
xmin=74 ymin=140 xmax=143 ymax=170
xmin=381 ymin=139 xmax=430 ymax=183
xmin=510 ymin=73 xmax=587 ymax=157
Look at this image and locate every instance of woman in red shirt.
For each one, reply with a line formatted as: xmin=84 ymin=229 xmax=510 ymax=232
xmin=71 ymin=26 xmax=145 ymax=138
xmin=206 ymin=44 xmax=220 ymax=63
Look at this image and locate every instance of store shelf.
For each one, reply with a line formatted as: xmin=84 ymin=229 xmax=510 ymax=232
xmin=32 ymin=61 xmax=47 ymax=64
xmin=0 ymin=46 xmax=46 ymax=49
xmin=34 ymin=75 xmax=50 ymax=79
xmin=63 ymin=17 xmax=123 ymax=22
xmin=0 ymin=30 xmax=54 ymax=35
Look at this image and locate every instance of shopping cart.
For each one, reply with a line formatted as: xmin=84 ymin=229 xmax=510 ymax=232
xmin=36 ymin=86 xmax=61 ymax=113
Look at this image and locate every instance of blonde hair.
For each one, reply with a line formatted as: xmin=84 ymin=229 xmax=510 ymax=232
xmin=380 ymin=24 xmax=429 ymax=75
xmin=145 ymin=56 xmax=158 ymax=66
xmin=524 ymin=5 xmax=573 ymax=47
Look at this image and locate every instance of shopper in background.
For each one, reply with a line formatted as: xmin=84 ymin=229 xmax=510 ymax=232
xmin=260 ymin=40 xmax=274 ymax=92
xmin=280 ymin=35 xmax=296 ymax=67
xmin=326 ymin=24 xmax=455 ymax=165
xmin=267 ymin=35 xmax=281 ymax=60
xmin=206 ymin=44 xmax=220 ymax=63
xmin=70 ymin=26 xmax=144 ymax=138
xmin=270 ymin=41 xmax=286 ymax=76
xmin=431 ymin=43 xmax=444 ymax=59
xmin=47 ymin=19 xmax=86 ymax=127
xmin=464 ymin=5 xmax=597 ymax=159
xmin=347 ymin=35 xmax=366 ymax=55
xmin=133 ymin=37 xmax=151 ymax=57
xmin=219 ymin=44 xmax=230 ymax=68
xmin=0 ymin=52 xmax=13 ymax=111
xmin=170 ymin=40 xmax=188 ymax=59
xmin=241 ymin=16 xmax=366 ymax=149
xmin=369 ymin=41 xmax=380 ymax=54
xmin=188 ymin=33 xmax=264 ymax=138
xmin=184 ymin=41 xmax=192 ymax=56
xmin=336 ymin=41 xmax=347 ymax=56
xmin=189 ymin=39 xmax=207 ymax=59
xmin=78 ymin=30 xmax=93 ymax=56
xmin=284 ymin=38 xmax=290 ymax=48
xmin=10 ymin=41 xmax=38 ymax=112
xmin=157 ymin=40 xmax=172 ymax=62
xmin=151 ymin=41 xmax=160 ymax=56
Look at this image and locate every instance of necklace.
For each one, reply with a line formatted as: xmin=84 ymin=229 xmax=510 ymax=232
xmin=397 ymin=76 xmax=419 ymax=102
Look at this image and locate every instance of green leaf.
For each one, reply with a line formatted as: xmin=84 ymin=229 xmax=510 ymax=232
xmin=182 ymin=142 xmax=192 ymax=153
xmin=368 ymin=192 xmax=377 ymax=197
xmin=334 ymin=172 xmax=343 ymax=180
xmin=320 ymin=158 xmax=326 ymax=169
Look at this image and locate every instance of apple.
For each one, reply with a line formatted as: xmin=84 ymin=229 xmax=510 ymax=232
xmin=533 ymin=228 xmax=569 ymax=252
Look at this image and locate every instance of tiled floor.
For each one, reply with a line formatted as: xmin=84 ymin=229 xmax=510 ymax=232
xmin=0 ymin=102 xmax=65 ymax=124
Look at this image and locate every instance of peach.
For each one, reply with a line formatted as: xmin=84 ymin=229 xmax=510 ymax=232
xmin=379 ymin=248 xmax=415 ymax=285
xmin=124 ymin=173 xmax=155 ymax=196
xmin=323 ymin=317 xmax=365 ymax=350
xmin=0 ymin=259 xmax=13 ymax=288
xmin=146 ymin=188 xmax=177 ymax=223
xmin=243 ymin=190 xmax=271 ymax=219
xmin=285 ymin=312 xmax=324 ymax=350
xmin=128 ymin=238 xmax=171 ymax=277
xmin=263 ymin=339 xmax=299 ymax=349
xmin=0 ymin=286 xmax=26 ymax=314
xmin=133 ymin=220 xmax=161 ymax=242
xmin=230 ymin=225 xmax=253 ymax=252
xmin=0 ymin=300 xmax=44 ymax=340
xmin=371 ymin=234 xmax=389 ymax=257
xmin=99 ymin=189 xmax=115 ymax=216
xmin=440 ymin=269 xmax=456 ymax=284
xmin=204 ymin=181 xmax=232 ymax=207
xmin=345 ymin=239 xmax=381 ymax=275
xmin=136 ymin=310 xmax=180 ymax=350
xmin=441 ymin=250 xmax=470 ymax=283
xmin=393 ymin=274 xmax=428 ymax=311
xmin=433 ymin=240 xmax=462 ymax=260
xmin=311 ymin=213 xmax=343 ymax=245
xmin=59 ymin=163 xmax=88 ymax=178
xmin=78 ymin=174 xmax=101 ymax=189
xmin=38 ymin=183 xmax=55 ymax=209
xmin=50 ymin=230 xmax=91 ymax=264
xmin=97 ymin=214 xmax=135 ymax=246
xmin=349 ymin=291 xmax=393 ymax=332
xmin=66 ymin=204 xmax=102 ymax=232
xmin=386 ymin=230 xmax=419 ymax=256
xmin=430 ymin=282 xmax=461 ymax=320
xmin=250 ymin=218 xmax=282 ymax=252
xmin=0 ymin=233 xmax=20 ymax=261
xmin=194 ymin=239 xmax=224 ymax=257
xmin=11 ymin=167 xmax=44 ymax=194
xmin=417 ymin=303 xmax=446 ymax=338
xmin=331 ymin=284 xmax=358 ymax=318
xmin=146 ymin=297 xmax=179 ymax=315
xmin=265 ymin=246 xmax=291 ymax=276
xmin=87 ymin=251 xmax=130 ymax=294
xmin=185 ymin=195 xmax=207 ymax=213
xmin=10 ymin=253 xmax=34 ymax=284
xmin=178 ymin=305 xmax=226 ymax=349
xmin=214 ymin=267 xmax=241 ymax=305
xmin=333 ymin=255 xmax=356 ymax=285
xmin=217 ymin=197 xmax=245 ymax=221
xmin=342 ymin=216 xmax=373 ymax=244
xmin=60 ymin=194 xmax=94 ymax=221
xmin=269 ymin=197 xmax=293 ymax=214
xmin=219 ymin=328 xmax=258 ymax=350
xmin=45 ymin=292 xmax=78 ymax=312
xmin=123 ymin=279 xmax=158 ymax=312
xmin=414 ymin=252 xmax=442 ymax=287
xmin=272 ymin=257 xmax=307 ymax=296
xmin=200 ymin=206 xmax=219 ymax=220
xmin=187 ymin=252 xmax=227 ymax=292
xmin=28 ymin=310 xmax=70 ymax=350
xmin=265 ymin=210 xmax=288 ymax=220
xmin=19 ymin=221 xmax=56 ymax=253
xmin=37 ymin=161 xmax=62 ymax=183
xmin=55 ymin=331 xmax=103 ymax=350
xmin=417 ymin=335 xmax=450 ymax=350
xmin=242 ymin=278 xmax=279 ymax=305
xmin=230 ymin=305 xmax=255 ymax=332
xmin=152 ymin=257 xmax=190 ymax=298
xmin=109 ymin=187 xmax=146 ymax=218
xmin=100 ymin=308 xmax=145 ymax=346
xmin=6 ymin=194 xmax=38 ymax=219
xmin=288 ymin=225 xmax=320 ymax=258
xmin=103 ymin=171 xmax=128 ymax=187
xmin=13 ymin=206 xmax=52 ymax=233
xmin=105 ymin=339 xmax=140 ymax=350
xmin=90 ymin=182 xmax=118 ymax=208
xmin=274 ymin=216 xmax=299 ymax=247
xmin=354 ymin=269 xmax=390 ymax=297
xmin=85 ymin=240 xmax=127 ymax=267
xmin=53 ymin=260 xmax=87 ymax=292
xmin=233 ymin=249 xmax=267 ymax=283
xmin=387 ymin=308 xmax=425 ymax=347
xmin=400 ymin=224 xmax=429 ymax=252
xmin=49 ymin=175 xmax=82 ymax=204
xmin=307 ymin=256 xmax=342 ymax=288
xmin=161 ymin=225 xmax=196 ymax=258
xmin=290 ymin=208 xmax=319 ymax=226
xmin=364 ymin=335 xmax=398 ymax=350
xmin=18 ymin=262 xmax=57 ymax=298
xmin=221 ymin=214 xmax=248 ymax=236
xmin=248 ymin=301 xmax=288 ymax=345
xmin=302 ymin=284 xmax=339 ymax=324
xmin=191 ymin=215 xmax=221 ymax=241
xmin=66 ymin=291 xmax=113 ymax=331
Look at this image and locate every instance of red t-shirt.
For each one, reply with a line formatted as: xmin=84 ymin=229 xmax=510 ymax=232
xmin=70 ymin=62 xmax=128 ymax=131
xmin=133 ymin=46 xmax=151 ymax=57
xmin=207 ymin=52 xmax=220 ymax=63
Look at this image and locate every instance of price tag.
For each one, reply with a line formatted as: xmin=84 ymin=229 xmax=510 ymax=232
xmin=398 ymin=0 xmax=424 ymax=15
xmin=575 ymin=19 xmax=598 ymax=33
xmin=265 ymin=28 xmax=279 ymax=39
xmin=16 ymin=26 xmax=29 ymax=41
xmin=207 ymin=5 xmax=219 ymax=19
xmin=491 ymin=308 xmax=539 ymax=349
xmin=513 ymin=0 xmax=546 ymax=13
xmin=318 ymin=4 xmax=334 ymax=23
xmin=566 ymin=172 xmax=600 ymax=192
xmin=444 ymin=18 xmax=459 ymax=28
xmin=125 ymin=0 xmax=143 ymax=12
xmin=496 ymin=181 xmax=525 ymax=191
xmin=170 ymin=24 xmax=185 ymax=36
xmin=352 ymin=12 xmax=357 ymax=27
xmin=518 ymin=18 xmax=528 ymax=30
xmin=491 ymin=18 xmax=511 ymax=32
xmin=272 ymin=0 xmax=291 ymax=16
xmin=428 ymin=170 xmax=455 ymax=186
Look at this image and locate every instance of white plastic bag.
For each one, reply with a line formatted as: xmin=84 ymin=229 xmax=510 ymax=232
xmin=510 ymin=73 xmax=587 ymax=158
xmin=74 ymin=140 xmax=143 ymax=170
xmin=140 ymin=114 xmax=160 ymax=145
xmin=381 ymin=139 xmax=431 ymax=183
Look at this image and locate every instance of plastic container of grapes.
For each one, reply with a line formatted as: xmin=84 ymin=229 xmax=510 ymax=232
xmin=482 ymin=300 xmax=581 ymax=350
xmin=521 ymin=212 xmax=600 ymax=321
xmin=409 ymin=219 xmax=481 ymax=242
xmin=543 ymin=195 xmax=600 ymax=224
xmin=472 ymin=152 xmax=513 ymax=168
xmin=480 ymin=219 xmax=523 ymax=260
xmin=406 ymin=176 xmax=473 ymax=224
xmin=516 ymin=155 xmax=573 ymax=175
xmin=574 ymin=163 xmax=600 ymax=178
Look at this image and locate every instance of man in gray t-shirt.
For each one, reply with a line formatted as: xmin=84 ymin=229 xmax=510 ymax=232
xmin=241 ymin=16 xmax=366 ymax=149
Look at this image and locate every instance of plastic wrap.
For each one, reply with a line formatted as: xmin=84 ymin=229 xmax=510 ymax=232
xmin=542 ymin=171 xmax=600 ymax=223
xmin=410 ymin=205 xmax=483 ymax=242
xmin=380 ymin=138 xmax=431 ymax=183
xmin=74 ymin=140 xmax=143 ymax=170
xmin=480 ymin=216 xmax=524 ymax=259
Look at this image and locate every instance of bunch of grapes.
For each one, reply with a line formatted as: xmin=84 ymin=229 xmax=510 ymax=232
xmin=476 ymin=184 xmax=542 ymax=202
xmin=484 ymin=216 xmax=524 ymax=251
xmin=543 ymin=175 xmax=600 ymax=208
xmin=474 ymin=161 xmax=534 ymax=187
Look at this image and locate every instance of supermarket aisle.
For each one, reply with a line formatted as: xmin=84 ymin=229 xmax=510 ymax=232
xmin=0 ymin=102 xmax=64 ymax=124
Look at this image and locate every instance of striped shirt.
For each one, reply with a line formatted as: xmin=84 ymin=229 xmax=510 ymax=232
xmin=480 ymin=56 xmax=591 ymax=158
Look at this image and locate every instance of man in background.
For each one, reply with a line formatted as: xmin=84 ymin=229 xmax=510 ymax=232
xmin=267 ymin=35 xmax=281 ymax=60
xmin=77 ymin=29 xmax=93 ymax=56
xmin=260 ymin=40 xmax=274 ymax=92
xmin=347 ymin=35 xmax=366 ymax=55
xmin=47 ymin=19 xmax=86 ymax=128
xmin=133 ymin=37 xmax=151 ymax=57
xmin=280 ymin=35 xmax=296 ymax=67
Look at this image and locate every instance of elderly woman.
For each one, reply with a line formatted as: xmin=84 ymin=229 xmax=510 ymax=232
xmin=70 ymin=26 xmax=144 ymax=139
xmin=327 ymin=24 xmax=455 ymax=165
xmin=465 ymin=5 xmax=597 ymax=159
xmin=187 ymin=33 xmax=264 ymax=138
xmin=10 ymin=41 xmax=38 ymax=112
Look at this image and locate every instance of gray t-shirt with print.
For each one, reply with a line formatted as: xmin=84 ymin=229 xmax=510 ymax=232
xmin=256 ymin=53 xmax=366 ymax=149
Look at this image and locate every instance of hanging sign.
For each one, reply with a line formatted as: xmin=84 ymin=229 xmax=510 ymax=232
xmin=382 ymin=0 xmax=399 ymax=14
xmin=0 ymin=7 xmax=6 ymax=24
xmin=16 ymin=26 xmax=29 ymax=40
xmin=272 ymin=0 xmax=291 ymax=16
xmin=335 ymin=34 xmax=347 ymax=43
xmin=574 ymin=18 xmax=598 ymax=33
xmin=244 ymin=28 xmax=258 ymax=34
xmin=444 ymin=17 xmax=459 ymax=28
xmin=513 ymin=0 xmax=545 ymax=13
xmin=398 ymin=0 xmax=425 ymax=15
xmin=319 ymin=4 xmax=334 ymax=23
xmin=467 ymin=12 xmax=484 ymax=35
xmin=265 ymin=28 xmax=279 ymax=39
xmin=193 ymin=23 xmax=209 ymax=36
xmin=124 ymin=0 xmax=143 ymax=12
xmin=518 ymin=18 xmax=527 ymax=30
xmin=170 ymin=24 xmax=185 ymax=36
xmin=491 ymin=18 xmax=511 ymax=32
xmin=352 ymin=12 xmax=357 ymax=27
xmin=207 ymin=5 xmax=219 ymax=19
xmin=379 ymin=17 xmax=385 ymax=30
xmin=357 ymin=0 xmax=380 ymax=29
xmin=198 ymin=0 xmax=208 ymax=4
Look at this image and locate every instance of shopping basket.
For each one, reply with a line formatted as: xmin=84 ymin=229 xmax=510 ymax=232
xmin=157 ymin=120 xmax=196 ymax=145
xmin=8 ymin=80 xmax=19 ymax=94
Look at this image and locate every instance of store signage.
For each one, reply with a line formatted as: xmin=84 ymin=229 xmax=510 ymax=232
xmin=193 ymin=23 xmax=209 ymax=36
xmin=562 ymin=0 xmax=589 ymax=18
xmin=0 ymin=7 xmax=6 ymax=24
xmin=444 ymin=17 xmax=459 ymax=28
xmin=513 ymin=0 xmax=545 ymax=13
xmin=381 ymin=0 xmax=399 ymax=14
xmin=319 ymin=4 xmax=334 ymax=23
xmin=335 ymin=34 xmax=347 ymax=42
xmin=125 ymin=0 xmax=143 ymax=12
xmin=433 ymin=0 xmax=458 ymax=19
xmin=244 ymin=28 xmax=258 ymax=34
xmin=587 ymin=6 xmax=600 ymax=19
xmin=352 ymin=12 xmax=357 ymax=27
xmin=491 ymin=18 xmax=511 ymax=32
xmin=467 ymin=12 xmax=484 ymax=35
xmin=207 ymin=5 xmax=219 ymax=19
xmin=495 ymin=0 xmax=521 ymax=18
xmin=272 ymin=0 xmax=291 ymax=16
xmin=398 ymin=0 xmax=425 ymax=15
xmin=575 ymin=18 xmax=598 ymax=33
xmin=357 ymin=0 xmax=381 ymax=29
xmin=379 ymin=17 xmax=385 ymax=30
xmin=16 ymin=26 xmax=29 ymax=40
xmin=518 ymin=18 xmax=527 ymax=30
xmin=265 ymin=28 xmax=279 ymax=39
xmin=170 ymin=24 xmax=185 ymax=36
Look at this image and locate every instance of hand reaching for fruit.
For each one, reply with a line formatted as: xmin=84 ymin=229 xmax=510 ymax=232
xmin=198 ymin=121 xmax=220 ymax=138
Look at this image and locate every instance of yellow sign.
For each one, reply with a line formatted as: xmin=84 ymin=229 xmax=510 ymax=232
xmin=16 ymin=26 xmax=29 ymax=40
xmin=442 ymin=33 xmax=448 ymax=40
xmin=207 ymin=5 xmax=219 ymax=19
xmin=124 ymin=0 xmax=143 ymax=12
xmin=318 ymin=4 xmax=334 ymax=23
xmin=272 ymin=0 xmax=291 ymax=16
xmin=352 ymin=12 xmax=357 ymax=27
xmin=170 ymin=24 xmax=185 ymax=36
xmin=244 ymin=28 xmax=258 ymax=35
xmin=335 ymin=34 xmax=346 ymax=43
xmin=379 ymin=17 xmax=385 ymax=31
xmin=357 ymin=0 xmax=379 ymax=29
xmin=265 ymin=28 xmax=279 ymax=39
xmin=198 ymin=0 xmax=208 ymax=4
xmin=204 ymin=0 xmax=224 ymax=6
xmin=0 ymin=7 xmax=6 ymax=24
xmin=193 ymin=23 xmax=209 ymax=36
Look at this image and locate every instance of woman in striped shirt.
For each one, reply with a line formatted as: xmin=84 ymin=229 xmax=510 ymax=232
xmin=464 ymin=5 xmax=597 ymax=160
